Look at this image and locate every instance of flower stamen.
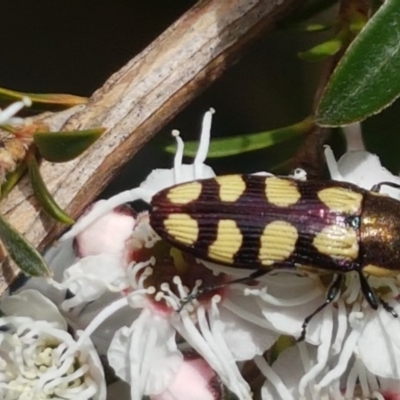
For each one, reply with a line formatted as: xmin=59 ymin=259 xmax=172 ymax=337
xmin=194 ymin=108 xmax=214 ymax=179
xmin=172 ymin=129 xmax=184 ymax=183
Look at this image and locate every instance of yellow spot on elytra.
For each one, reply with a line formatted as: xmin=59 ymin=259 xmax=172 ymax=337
xmin=363 ymin=264 xmax=399 ymax=277
xmin=164 ymin=213 xmax=198 ymax=245
xmin=216 ymin=175 xmax=245 ymax=202
xmin=208 ymin=219 xmax=242 ymax=263
xmin=259 ymin=220 xmax=298 ymax=266
xmin=318 ymin=187 xmax=362 ymax=213
xmin=313 ymin=225 xmax=358 ymax=260
xmin=265 ymin=177 xmax=301 ymax=207
xmin=167 ymin=182 xmax=202 ymax=205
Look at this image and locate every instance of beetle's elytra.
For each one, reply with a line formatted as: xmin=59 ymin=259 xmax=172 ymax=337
xmin=149 ymin=174 xmax=400 ymax=338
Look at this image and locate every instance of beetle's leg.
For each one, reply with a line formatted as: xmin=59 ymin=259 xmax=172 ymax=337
xmin=358 ymin=271 xmax=379 ymax=309
xmin=359 ymin=272 xmax=398 ymax=317
xmin=178 ymin=269 xmax=268 ymax=311
xmin=379 ymin=298 xmax=398 ymax=317
xmin=371 ymin=181 xmax=400 ymax=193
xmin=298 ymin=274 xmax=343 ymax=342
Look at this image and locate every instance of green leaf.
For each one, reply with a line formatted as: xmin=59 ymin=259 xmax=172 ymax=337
xmin=1 ymin=161 xmax=27 ymax=199
xmin=0 ymin=212 xmax=50 ymax=276
xmin=316 ymin=0 xmax=400 ymax=126
xmin=299 ymin=38 xmax=342 ymax=62
xmin=34 ymin=128 xmax=105 ymax=162
xmin=27 ymin=152 xmax=75 ymax=225
xmin=165 ymin=118 xmax=313 ymax=158
xmin=0 ymin=86 xmax=87 ymax=112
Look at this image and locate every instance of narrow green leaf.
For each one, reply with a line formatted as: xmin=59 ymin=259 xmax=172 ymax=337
xmin=165 ymin=118 xmax=313 ymax=158
xmin=1 ymin=161 xmax=27 ymax=199
xmin=0 ymin=87 xmax=87 ymax=112
xmin=27 ymin=152 xmax=75 ymax=225
xmin=299 ymin=38 xmax=342 ymax=62
xmin=34 ymin=128 xmax=105 ymax=162
xmin=0 ymin=213 xmax=50 ymax=276
xmin=316 ymin=0 xmax=400 ymax=126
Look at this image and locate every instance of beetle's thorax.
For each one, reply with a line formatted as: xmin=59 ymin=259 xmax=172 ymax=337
xmin=360 ymin=193 xmax=400 ymax=276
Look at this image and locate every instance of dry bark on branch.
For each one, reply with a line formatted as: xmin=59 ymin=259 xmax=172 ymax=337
xmin=0 ymin=0 xmax=301 ymax=291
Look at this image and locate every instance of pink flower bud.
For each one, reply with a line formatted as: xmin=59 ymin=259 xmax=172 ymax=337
xmin=150 ymin=353 xmax=222 ymax=400
xmin=75 ymin=204 xmax=135 ymax=258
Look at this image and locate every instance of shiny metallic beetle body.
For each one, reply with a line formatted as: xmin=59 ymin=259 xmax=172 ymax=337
xmin=150 ymin=174 xmax=400 ymax=330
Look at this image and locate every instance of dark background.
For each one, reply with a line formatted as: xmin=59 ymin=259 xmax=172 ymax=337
xmin=1 ymin=1 xmax=399 ymax=197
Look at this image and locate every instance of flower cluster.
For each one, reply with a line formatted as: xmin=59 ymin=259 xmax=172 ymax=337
xmin=0 ymin=290 xmax=105 ymax=400
xmin=4 ymin=112 xmax=400 ymax=400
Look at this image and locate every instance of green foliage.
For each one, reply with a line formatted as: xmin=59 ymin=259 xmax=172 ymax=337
xmin=316 ymin=0 xmax=400 ymax=125
xmin=27 ymin=152 xmax=74 ymax=225
xmin=0 ymin=87 xmax=87 ymax=112
xmin=34 ymin=128 xmax=105 ymax=162
xmin=0 ymin=212 xmax=50 ymax=276
xmin=298 ymin=37 xmax=342 ymax=61
xmin=165 ymin=118 xmax=313 ymax=158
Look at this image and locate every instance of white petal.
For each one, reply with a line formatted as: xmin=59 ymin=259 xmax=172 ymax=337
xmin=218 ymin=304 xmax=278 ymax=360
xmin=253 ymin=274 xmax=325 ymax=343
xmin=357 ymin=307 xmax=400 ymax=379
xmin=108 ymin=310 xmax=182 ymax=399
xmin=108 ymin=325 xmax=133 ymax=382
xmin=1 ymin=289 xmax=67 ymax=330
xmin=179 ymin=164 xmax=215 ymax=181
xmin=141 ymin=164 xmax=215 ymax=195
xmin=75 ymin=331 xmax=107 ymax=400
xmin=45 ymin=238 xmax=78 ymax=280
xmin=8 ymin=275 xmax=67 ymax=309
xmin=75 ymin=294 xmax=139 ymax=354
xmin=338 ymin=151 xmax=400 ymax=198
xmin=260 ymin=344 xmax=324 ymax=400
xmin=62 ymin=254 xmax=128 ymax=308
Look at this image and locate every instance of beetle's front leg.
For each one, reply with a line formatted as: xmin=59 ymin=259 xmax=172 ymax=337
xmin=298 ymin=274 xmax=343 ymax=342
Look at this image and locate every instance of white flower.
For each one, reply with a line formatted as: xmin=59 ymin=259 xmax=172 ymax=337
xmin=46 ymin=109 xmax=280 ymax=400
xmin=325 ymin=122 xmax=400 ymax=198
xmin=251 ymin=124 xmax=400 ymax=399
xmin=260 ymin=340 xmax=400 ymax=400
xmin=0 ymin=289 xmax=105 ymax=400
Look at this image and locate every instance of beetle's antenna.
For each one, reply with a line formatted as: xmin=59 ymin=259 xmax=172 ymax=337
xmin=172 ymin=129 xmax=184 ymax=184
xmin=178 ymin=268 xmax=268 ymax=312
xmin=371 ymin=181 xmax=400 ymax=193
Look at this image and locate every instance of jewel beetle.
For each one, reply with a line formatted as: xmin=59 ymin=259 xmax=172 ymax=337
xmin=149 ymin=174 xmax=400 ymax=339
